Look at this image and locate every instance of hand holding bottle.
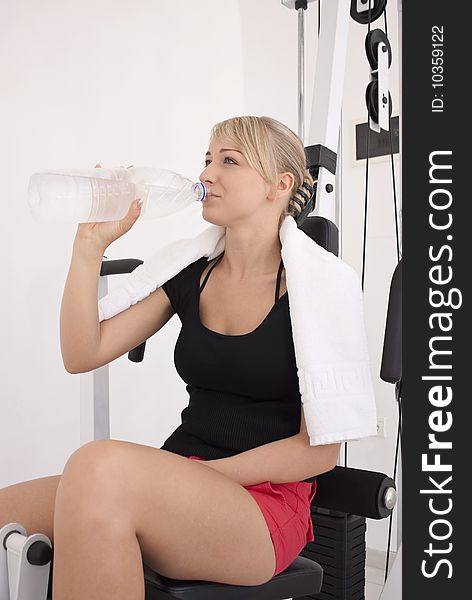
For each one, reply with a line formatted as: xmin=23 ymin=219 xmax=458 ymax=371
xmin=74 ymin=163 xmax=142 ymax=252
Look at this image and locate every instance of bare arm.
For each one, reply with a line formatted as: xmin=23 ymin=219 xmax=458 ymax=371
xmin=60 ymin=192 xmax=175 ymax=374
xmin=204 ymin=434 xmax=340 ymax=486
xmin=59 ymin=239 xmax=104 ymax=373
xmin=60 ymin=236 xmax=176 ymax=374
xmin=204 ymin=410 xmax=341 ymax=486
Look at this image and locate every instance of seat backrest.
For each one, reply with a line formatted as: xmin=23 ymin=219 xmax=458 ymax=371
xmin=299 ymin=216 xmax=339 ymax=256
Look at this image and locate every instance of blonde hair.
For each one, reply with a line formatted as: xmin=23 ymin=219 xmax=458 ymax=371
xmin=210 ymin=116 xmax=316 ymax=229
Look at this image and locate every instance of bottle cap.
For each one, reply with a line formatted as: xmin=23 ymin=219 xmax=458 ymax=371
xmin=193 ymin=182 xmax=206 ymax=202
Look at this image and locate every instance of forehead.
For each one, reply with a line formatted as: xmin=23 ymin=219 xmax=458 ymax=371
xmin=207 ymin=136 xmax=240 ymax=151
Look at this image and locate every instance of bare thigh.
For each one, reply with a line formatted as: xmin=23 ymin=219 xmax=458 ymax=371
xmin=0 ymin=475 xmax=61 ymax=542
xmin=58 ymin=441 xmax=277 ymax=585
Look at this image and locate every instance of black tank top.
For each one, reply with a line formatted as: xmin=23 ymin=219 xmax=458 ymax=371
xmin=160 ymin=252 xmax=316 ymax=484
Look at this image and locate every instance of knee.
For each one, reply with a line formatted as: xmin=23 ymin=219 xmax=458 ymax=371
xmin=63 ymin=440 xmax=115 ymax=474
xmin=60 ymin=440 xmax=126 ymax=500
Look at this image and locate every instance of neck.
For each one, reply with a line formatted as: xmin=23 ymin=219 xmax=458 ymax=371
xmin=219 ymin=224 xmax=282 ymax=280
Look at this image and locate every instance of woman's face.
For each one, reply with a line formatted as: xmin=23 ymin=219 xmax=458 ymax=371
xmin=198 ymin=137 xmax=274 ymax=227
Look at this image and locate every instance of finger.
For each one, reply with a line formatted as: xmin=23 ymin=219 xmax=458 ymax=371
xmin=125 ymin=199 xmax=143 ymax=219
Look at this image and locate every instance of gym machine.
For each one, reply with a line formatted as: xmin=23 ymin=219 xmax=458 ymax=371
xmin=1 ymin=1 xmax=401 ymax=598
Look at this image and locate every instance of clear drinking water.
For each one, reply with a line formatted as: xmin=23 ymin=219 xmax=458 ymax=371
xmin=27 ymin=166 xmax=207 ymax=223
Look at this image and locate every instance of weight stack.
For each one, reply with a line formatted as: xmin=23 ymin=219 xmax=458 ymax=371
xmin=297 ymin=507 xmax=367 ymax=600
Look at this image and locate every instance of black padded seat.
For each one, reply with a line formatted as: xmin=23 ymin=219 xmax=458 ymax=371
xmin=143 ymin=555 xmax=323 ymax=600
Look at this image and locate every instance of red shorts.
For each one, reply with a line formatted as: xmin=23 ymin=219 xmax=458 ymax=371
xmin=187 ymin=455 xmax=317 ymax=577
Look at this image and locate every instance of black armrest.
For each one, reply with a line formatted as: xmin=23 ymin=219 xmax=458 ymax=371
xmin=100 ymin=258 xmax=143 ymax=276
xmin=314 ymin=466 xmax=396 ymax=519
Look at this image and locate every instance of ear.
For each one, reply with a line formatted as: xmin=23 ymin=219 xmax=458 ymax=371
xmin=276 ymin=172 xmax=295 ymax=198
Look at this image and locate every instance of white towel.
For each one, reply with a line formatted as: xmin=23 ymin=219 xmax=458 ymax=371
xmin=98 ymin=215 xmax=378 ymax=446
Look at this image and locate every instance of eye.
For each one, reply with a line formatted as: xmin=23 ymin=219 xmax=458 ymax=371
xmin=203 ymin=157 xmax=237 ymax=167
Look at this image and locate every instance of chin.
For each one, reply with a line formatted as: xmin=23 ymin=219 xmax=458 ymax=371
xmin=201 ymin=207 xmax=227 ymax=227
xmin=202 ymin=215 xmax=227 ymax=226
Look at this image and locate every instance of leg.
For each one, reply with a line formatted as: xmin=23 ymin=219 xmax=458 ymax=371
xmin=0 ymin=475 xmax=61 ymax=542
xmin=53 ymin=440 xmax=276 ymax=600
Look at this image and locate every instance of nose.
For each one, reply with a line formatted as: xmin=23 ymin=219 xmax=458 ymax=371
xmin=199 ymin=165 xmax=214 ymax=185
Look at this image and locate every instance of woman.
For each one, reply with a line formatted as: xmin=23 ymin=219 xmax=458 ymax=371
xmin=0 ymin=116 xmax=341 ymax=597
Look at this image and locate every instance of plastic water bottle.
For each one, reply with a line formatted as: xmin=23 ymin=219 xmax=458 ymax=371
xmin=27 ymin=166 xmax=207 ymax=223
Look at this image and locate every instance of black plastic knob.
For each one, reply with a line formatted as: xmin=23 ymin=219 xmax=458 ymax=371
xmin=27 ymin=541 xmax=53 ymax=566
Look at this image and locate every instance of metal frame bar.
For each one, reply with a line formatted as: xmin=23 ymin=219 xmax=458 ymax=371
xmin=80 ymin=272 xmax=110 ymax=444
xmin=306 ymin=0 xmax=350 ymax=223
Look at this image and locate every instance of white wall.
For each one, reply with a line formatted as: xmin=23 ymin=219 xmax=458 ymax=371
xmin=0 ymin=0 xmax=400 ymax=555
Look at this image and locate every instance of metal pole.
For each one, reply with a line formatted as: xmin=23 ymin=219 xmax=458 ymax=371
xmin=307 ymin=0 xmax=350 ymax=221
xmin=336 ymin=109 xmax=343 ymax=256
xmin=80 ymin=272 xmax=110 ymax=443
xmin=397 ymin=0 xmax=403 ymax=255
xmin=298 ymin=7 xmax=305 ymax=143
